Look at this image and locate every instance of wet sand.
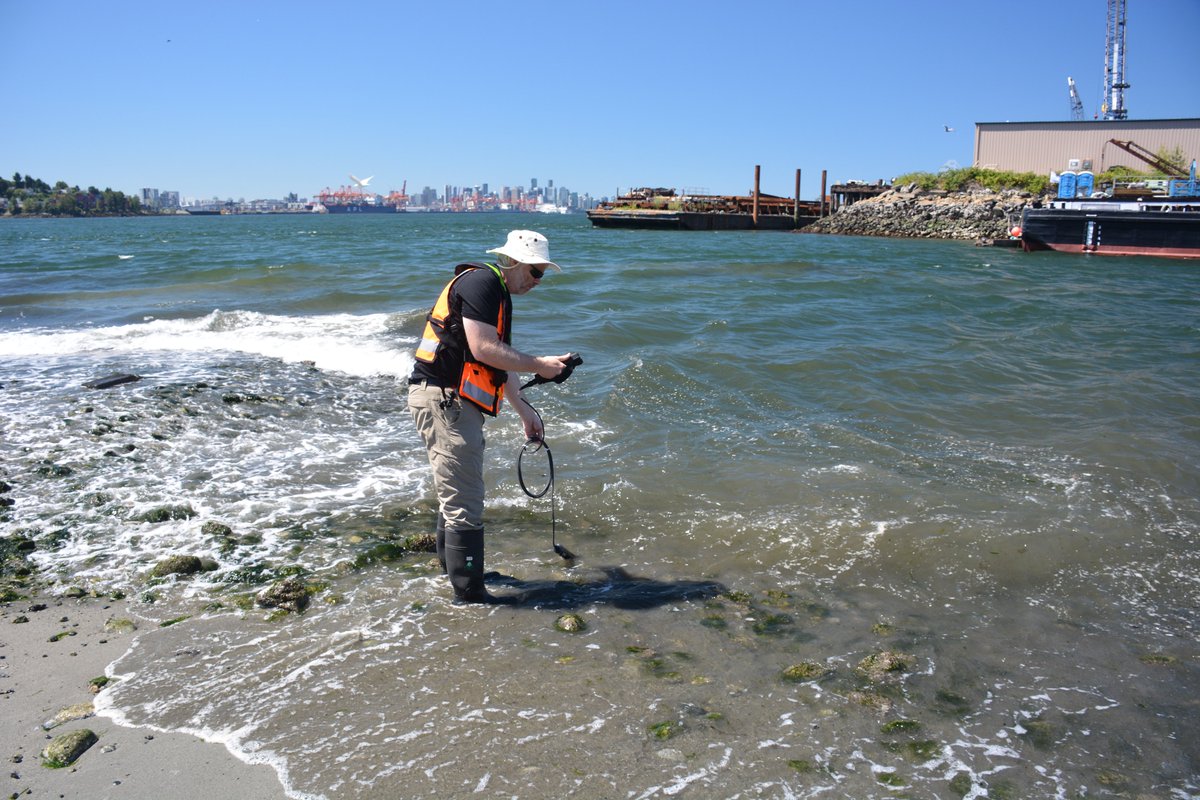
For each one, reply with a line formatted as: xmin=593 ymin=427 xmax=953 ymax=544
xmin=0 ymin=592 xmax=286 ymax=800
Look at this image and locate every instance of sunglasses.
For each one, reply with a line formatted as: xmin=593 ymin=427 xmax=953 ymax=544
xmin=529 ymin=265 xmax=545 ymax=280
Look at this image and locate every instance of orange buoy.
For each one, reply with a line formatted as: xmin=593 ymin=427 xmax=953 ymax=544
xmin=1009 ymin=226 xmax=1023 ymax=238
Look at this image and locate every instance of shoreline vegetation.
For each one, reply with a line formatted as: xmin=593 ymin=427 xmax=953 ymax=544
xmin=2 ymin=173 xmax=141 ymax=217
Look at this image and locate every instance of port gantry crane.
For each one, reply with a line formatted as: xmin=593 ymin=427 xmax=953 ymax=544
xmin=1102 ymin=0 xmax=1129 ymax=120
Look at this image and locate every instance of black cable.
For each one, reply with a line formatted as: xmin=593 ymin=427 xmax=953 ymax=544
xmin=516 ymin=399 xmax=575 ymax=560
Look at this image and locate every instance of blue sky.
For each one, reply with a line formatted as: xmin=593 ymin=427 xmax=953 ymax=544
xmin=3 ymin=0 xmax=1198 ymax=202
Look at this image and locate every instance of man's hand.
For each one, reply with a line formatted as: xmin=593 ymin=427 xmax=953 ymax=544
xmin=518 ymin=399 xmax=544 ymax=441
xmin=534 ymin=354 xmax=573 ymax=382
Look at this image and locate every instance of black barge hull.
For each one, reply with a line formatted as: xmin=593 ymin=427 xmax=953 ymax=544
xmin=1021 ymin=207 xmax=1200 ymax=259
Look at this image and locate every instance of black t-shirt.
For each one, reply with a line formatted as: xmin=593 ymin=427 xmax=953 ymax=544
xmin=410 ymin=266 xmax=511 ymax=387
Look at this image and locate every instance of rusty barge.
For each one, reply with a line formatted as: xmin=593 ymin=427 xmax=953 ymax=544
xmin=587 ymin=166 xmax=825 ymax=231
xmin=587 ymin=188 xmax=823 ymax=231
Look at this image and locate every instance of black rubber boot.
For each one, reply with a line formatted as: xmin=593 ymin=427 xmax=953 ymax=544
xmin=444 ymin=527 xmax=511 ymax=604
xmin=435 ymin=511 xmax=447 ymax=575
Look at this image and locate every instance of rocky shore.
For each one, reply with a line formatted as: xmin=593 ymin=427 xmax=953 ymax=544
xmin=805 ymin=185 xmax=1044 ymax=241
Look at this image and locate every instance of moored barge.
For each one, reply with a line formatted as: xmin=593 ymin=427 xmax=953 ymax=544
xmin=587 ymin=187 xmax=821 ymax=231
xmin=1020 ymin=196 xmax=1200 ymax=259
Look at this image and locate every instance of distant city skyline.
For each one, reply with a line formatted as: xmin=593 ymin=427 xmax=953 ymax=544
xmin=138 ymin=174 xmax=602 ymax=212
xmin=4 ymin=2 xmax=1199 ymax=202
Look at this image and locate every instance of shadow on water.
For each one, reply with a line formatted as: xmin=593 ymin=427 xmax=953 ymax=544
xmin=485 ymin=566 xmax=726 ymax=610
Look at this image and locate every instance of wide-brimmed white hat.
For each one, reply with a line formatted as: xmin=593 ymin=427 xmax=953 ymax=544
xmin=486 ymin=230 xmax=562 ymax=271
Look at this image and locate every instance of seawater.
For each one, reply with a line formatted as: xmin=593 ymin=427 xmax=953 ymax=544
xmin=1 ymin=214 xmax=1198 ymax=799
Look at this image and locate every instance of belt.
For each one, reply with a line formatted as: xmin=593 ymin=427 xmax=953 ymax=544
xmin=408 ymin=377 xmax=445 ymax=388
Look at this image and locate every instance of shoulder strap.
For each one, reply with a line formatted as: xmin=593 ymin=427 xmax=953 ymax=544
xmin=455 ymin=262 xmax=507 ymax=291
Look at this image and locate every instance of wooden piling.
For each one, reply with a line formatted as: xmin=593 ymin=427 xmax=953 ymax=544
xmin=820 ymin=170 xmax=828 ymax=217
xmin=794 ymin=169 xmax=802 ymax=224
xmin=752 ymin=165 xmax=761 ymax=228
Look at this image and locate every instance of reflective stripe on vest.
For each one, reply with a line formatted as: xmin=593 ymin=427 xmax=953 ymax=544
xmin=414 ymin=263 xmax=510 ymax=416
xmin=459 ymin=361 xmax=500 ymax=410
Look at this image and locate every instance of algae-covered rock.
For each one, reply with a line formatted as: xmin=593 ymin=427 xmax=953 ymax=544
xmin=400 ymin=533 xmax=437 ymax=553
xmin=42 ymin=729 xmax=98 ymax=768
xmin=847 ymin=691 xmax=894 ymax=713
xmin=1017 ymin=718 xmax=1058 ymax=750
xmin=881 ymin=719 xmax=921 ymax=734
xmin=201 ymin=521 xmax=234 ymax=538
xmin=135 ymin=504 xmax=196 ymax=523
xmin=948 ymin=771 xmax=973 ymax=797
xmin=149 ymin=555 xmax=204 ymax=578
xmin=554 ymin=613 xmax=587 ymax=633
xmin=648 ymin=720 xmax=681 ymax=740
xmin=104 ymin=617 xmax=137 ymax=634
xmin=855 ymin=650 xmax=913 ymax=682
xmin=781 ymin=662 xmax=829 ymax=682
xmin=256 ymin=578 xmax=309 ymax=613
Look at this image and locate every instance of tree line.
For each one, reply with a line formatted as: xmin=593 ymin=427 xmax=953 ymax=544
xmin=2 ymin=172 xmax=142 ymax=216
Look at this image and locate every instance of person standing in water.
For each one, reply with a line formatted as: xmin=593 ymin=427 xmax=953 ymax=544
xmin=408 ymin=230 xmax=573 ymax=603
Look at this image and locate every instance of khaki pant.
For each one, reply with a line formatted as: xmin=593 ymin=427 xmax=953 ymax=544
xmin=408 ymin=381 xmax=487 ymax=531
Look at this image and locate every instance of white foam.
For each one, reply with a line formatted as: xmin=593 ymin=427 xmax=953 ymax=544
xmin=0 ymin=309 xmax=415 ymax=378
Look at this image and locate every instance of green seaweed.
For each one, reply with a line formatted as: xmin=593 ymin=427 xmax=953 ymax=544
xmin=750 ymin=612 xmax=793 ymax=636
xmin=934 ymin=688 xmax=972 ymax=716
xmin=1139 ymin=653 xmax=1177 ymax=666
xmin=906 ymin=740 xmax=941 ymax=760
xmin=1018 ymin=718 xmax=1058 ymax=750
xmin=876 ymin=771 xmax=905 ymax=787
xmin=881 ymin=719 xmax=921 ymax=734
xmin=648 ymin=721 xmax=680 ymax=740
xmin=781 ymin=662 xmax=829 ymax=683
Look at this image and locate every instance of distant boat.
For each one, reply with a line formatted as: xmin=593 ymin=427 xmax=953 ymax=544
xmin=316 ymin=183 xmax=406 ymax=214
xmin=321 ymin=200 xmax=400 ymax=214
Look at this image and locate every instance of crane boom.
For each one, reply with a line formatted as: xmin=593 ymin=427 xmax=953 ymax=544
xmin=1067 ymin=76 xmax=1085 ymax=121
xmin=1107 ymin=139 xmax=1189 ymax=177
xmin=1102 ymin=0 xmax=1129 ymax=120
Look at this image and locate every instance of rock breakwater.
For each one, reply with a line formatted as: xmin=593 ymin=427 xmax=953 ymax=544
xmin=807 ymin=185 xmax=1043 ymax=241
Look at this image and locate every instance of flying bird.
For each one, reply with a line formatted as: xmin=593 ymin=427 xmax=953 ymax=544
xmin=944 ymin=125 xmax=955 ymax=132
xmin=349 ymin=174 xmax=374 ymax=188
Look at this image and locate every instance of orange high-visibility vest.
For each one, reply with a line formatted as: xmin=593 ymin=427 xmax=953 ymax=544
xmin=414 ymin=263 xmax=511 ymax=416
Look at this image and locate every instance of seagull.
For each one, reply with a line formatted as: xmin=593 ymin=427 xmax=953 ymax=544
xmin=349 ymin=174 xmax=374 ymax=188
xmin=944 ymin=125 xmax=955 ymax=132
